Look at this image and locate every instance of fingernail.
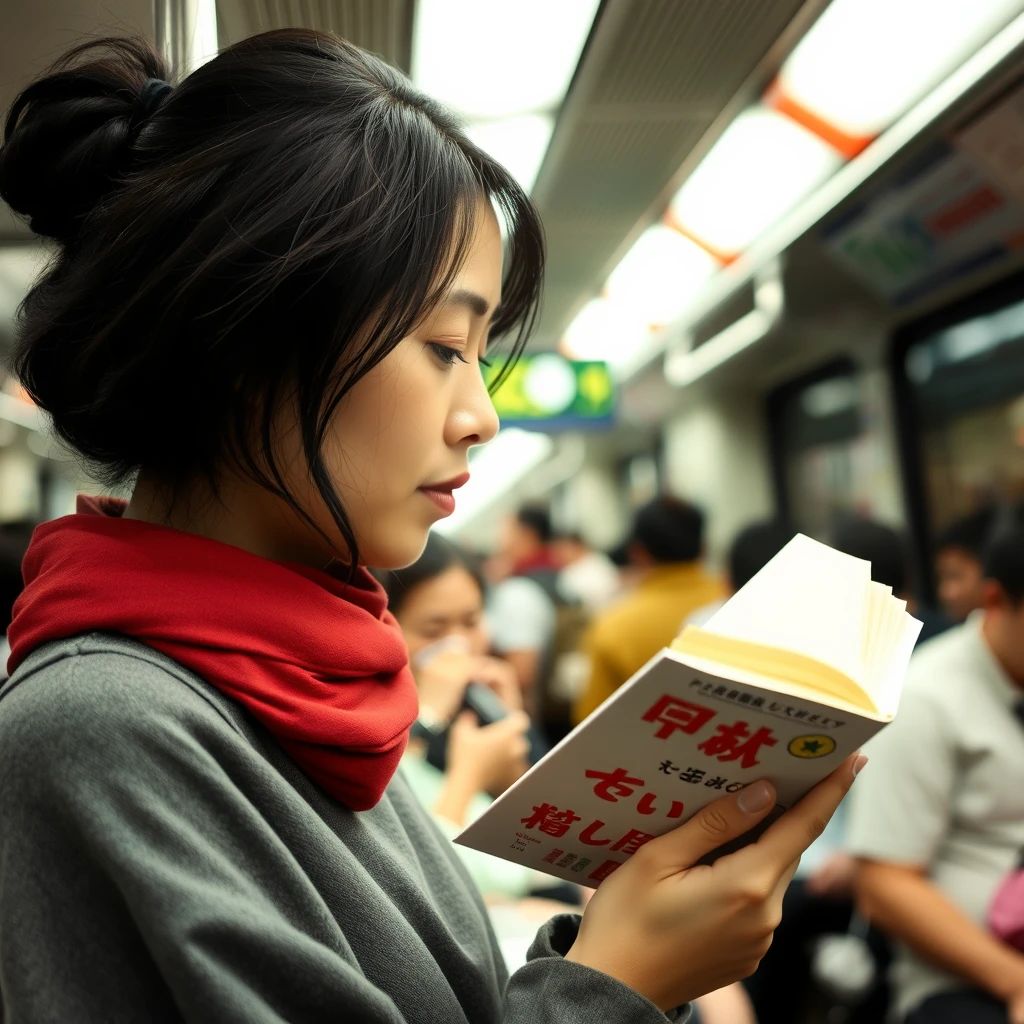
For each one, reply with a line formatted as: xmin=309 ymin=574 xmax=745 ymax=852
xmin=852 ymin=754 xmax=868 ymax=777
xmin=738 ymin=781 xmax=773 ymax=814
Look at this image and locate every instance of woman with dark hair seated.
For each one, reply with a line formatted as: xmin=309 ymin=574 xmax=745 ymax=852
xmin=0 ymin=30 xmax=858 ymax=1023
xmin=379 ymin=534 xmax=537 ymax=889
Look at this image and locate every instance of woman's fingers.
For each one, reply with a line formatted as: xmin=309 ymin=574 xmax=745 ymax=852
xmin=641 ymin=779 xmax=778 ymax=873
xmin=730 ymin=754 xmax=865 ymax=888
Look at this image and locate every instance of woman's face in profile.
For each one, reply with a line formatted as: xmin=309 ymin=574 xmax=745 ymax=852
xmin=271 ymin=202 xmax=503 ymax=570
xmin=394 ymin=566 xmax=490 ymax=661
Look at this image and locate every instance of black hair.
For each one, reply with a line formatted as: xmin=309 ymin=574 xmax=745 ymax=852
xmin=983 ymin=505 xmax=1024 ymax=605
xmin=729 ymin=520 xmax=795 ymax=591
xmin=934 ymin=506 xmax=997 ymax=561
xmin=832 ymin=517 xmax=909 ymax=594
xmin=0 ymin=32 xmax=544 ymax=569
xmin=377 ymin=532 xmax=485 ymax=616
xmin=632 ymin=496 xmax=704 ymax=564
xmin=515 ymin=505 xmax=552 ymax=544
xmin=607 ymin=540 xmax=632 ymax=568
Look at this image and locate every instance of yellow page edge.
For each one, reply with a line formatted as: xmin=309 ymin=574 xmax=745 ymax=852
xmin=672 ymin=626 xmax=880 ymax=716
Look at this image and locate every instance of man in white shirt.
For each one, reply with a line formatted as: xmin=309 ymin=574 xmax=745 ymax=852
xmin=848 ymin=512 xmax=1024 ymax=1024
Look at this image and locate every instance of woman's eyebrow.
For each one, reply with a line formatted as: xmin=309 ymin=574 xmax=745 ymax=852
xmin=445 ymin=289 xmax=498 ymax=322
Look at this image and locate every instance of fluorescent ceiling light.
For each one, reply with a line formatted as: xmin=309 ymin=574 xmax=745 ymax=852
xmin=605 ymin=226 xmax=720 ymax=327
xmin=466 ymin=115 xmax=555 ymax=194
xmin=779 ymin=0 xmax=1023 ymax=138
xmin=561 ymin=297 xmax=651 ymax=368
xmin=412 ymin=0 xmax=600 ymax=120
xmin=669 ymin=108 xmax=842 ymax=257
xmin=433 ymin=428 xmax=554 ymax=536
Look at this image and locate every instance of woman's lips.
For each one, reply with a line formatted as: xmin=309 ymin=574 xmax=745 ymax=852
xmin=418 ymin=487 xmax=457 ymax=515
xmin=417 ymin=472 xmax=469 ymax=517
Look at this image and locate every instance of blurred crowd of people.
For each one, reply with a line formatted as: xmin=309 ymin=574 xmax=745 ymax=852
xmin=368 ymin=497 xmax=1024 ymax=1024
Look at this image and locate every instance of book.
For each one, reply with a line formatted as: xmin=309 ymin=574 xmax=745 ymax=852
xmin=455 ymin=534 xmax=922 ymax=888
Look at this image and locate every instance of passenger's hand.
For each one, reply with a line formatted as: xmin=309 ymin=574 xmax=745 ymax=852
xmin=447 ymin=710 xmax=530 ymax=795
xmin=469 ymin=655 xmax=523 ymax=710
xmin=806 ymin=852 xmax=857 ymax=898
xmin=566 ymin=754 xmax=865 ymax=1011
xmin=415 ymin=650 xmax=476 ymax=724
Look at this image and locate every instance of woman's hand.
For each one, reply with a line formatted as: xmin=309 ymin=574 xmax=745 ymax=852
xmin=565 ymin=754 xmax=865 ymax=1012
xmin=447 ymin=710 xmax=530 ymax=796
xmin=469 ymin=655 xmax=523 ymax=711
xmin=415 ymin=650 xmax=477 ymax=724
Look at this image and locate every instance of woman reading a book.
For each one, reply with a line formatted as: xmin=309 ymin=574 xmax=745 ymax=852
xmin=0 ymin=31 xmax=863 ymax=1022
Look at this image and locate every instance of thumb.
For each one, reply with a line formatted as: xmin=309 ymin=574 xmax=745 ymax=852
xmin=645 ymin=780 xmax=777 ymax=871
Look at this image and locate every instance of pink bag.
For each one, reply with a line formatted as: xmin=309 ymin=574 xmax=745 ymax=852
xmin=989 ymin=864 xmax=1024 ymax=952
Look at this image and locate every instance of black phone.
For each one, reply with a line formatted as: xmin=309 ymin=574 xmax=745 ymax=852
xmin=461 ymin=682 xmax=509 ymax=725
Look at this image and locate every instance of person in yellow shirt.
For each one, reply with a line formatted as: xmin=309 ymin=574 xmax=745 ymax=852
xmin=572 ymin=496 xmax=725 ymax=723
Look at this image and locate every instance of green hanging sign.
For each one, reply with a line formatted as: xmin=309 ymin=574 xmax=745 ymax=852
xmin=484 ymin=354 xmax=615 ymax=431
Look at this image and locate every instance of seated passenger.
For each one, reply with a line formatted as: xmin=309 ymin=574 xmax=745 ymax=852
xmin=572 ymin=496 xmax=724 ymax=723
xmin=380 ymin=534 xmax=563 ymax=904
xmin=848 ymin=510 xmax=1024 ymax=1024
xmin=934 ymin=506 xmax=997 ymax=622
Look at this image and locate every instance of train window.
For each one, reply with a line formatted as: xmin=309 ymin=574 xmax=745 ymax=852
xmin=768 ymin=359 xmax=900 ymax=540
xmin=902 ymin=294 xmax=1024 ymax=533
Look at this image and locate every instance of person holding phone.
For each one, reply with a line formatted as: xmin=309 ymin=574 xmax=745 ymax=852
xmin=380 ymin=534 xmax=553 ymax=902
xmin=0 ymin=31 xmax=862 ymax=1023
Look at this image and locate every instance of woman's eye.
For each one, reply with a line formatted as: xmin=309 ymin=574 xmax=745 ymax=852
xmin=428 ymin=343 xmax=469 ymax=367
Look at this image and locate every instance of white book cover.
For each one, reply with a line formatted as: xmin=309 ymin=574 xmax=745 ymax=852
xmin=456 ymin=535 xmax=922 ymax=888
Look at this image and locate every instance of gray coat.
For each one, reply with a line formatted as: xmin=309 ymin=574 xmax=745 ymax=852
xmin=0 ymin=633 xmax=688 ymax=1023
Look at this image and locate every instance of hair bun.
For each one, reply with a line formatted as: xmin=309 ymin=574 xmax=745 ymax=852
xmin=0 ymin=38 xmax=170 ymax=246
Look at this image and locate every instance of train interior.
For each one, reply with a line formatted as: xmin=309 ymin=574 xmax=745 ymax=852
xmin=2 ymin=2 xmax=1024 ymax=1023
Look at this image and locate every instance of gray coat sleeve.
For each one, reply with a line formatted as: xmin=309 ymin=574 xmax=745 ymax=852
xmin=509 ymin=915 xmax=691 ymax=1022
xmin=0 ymin=650 xmax=688 ymax=1024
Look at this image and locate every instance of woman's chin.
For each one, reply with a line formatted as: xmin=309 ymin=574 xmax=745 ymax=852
xmin=363 ymin=532 xmax=433 ymax=573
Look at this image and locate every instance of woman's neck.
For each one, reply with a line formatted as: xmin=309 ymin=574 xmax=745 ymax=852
xmin=123 ymin=471 xmax=337 ymax=569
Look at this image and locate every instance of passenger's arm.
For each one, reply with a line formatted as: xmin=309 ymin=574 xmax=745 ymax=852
xmin=857 ymin=859 xmax=1024 ymax=1009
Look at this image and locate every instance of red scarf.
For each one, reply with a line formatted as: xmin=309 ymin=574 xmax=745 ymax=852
xmin=7 ymin=497 xmax=418 ymax=811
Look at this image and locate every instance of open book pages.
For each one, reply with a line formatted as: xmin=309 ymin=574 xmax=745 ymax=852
xmin=674 ymin=534 xmax=922 ymax=719
xmin=455 ymin=534 xmax=922 ymax=889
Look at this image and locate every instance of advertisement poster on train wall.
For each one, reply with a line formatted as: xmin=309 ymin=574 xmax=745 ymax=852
xmin=823 ymin=140 xmax=1024 ymax=306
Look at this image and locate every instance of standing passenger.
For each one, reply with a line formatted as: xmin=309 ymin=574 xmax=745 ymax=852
xmin=487 ymin=507 xmax=558 ymax=705
xmin=0 ymin=32 xmax=861 ymax=1022
xmin=572 ymin=497 xmax=724 ymax=723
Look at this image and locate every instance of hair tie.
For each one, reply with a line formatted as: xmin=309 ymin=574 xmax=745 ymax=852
xmin=128 ymin=78 xmax=172 ymax=140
